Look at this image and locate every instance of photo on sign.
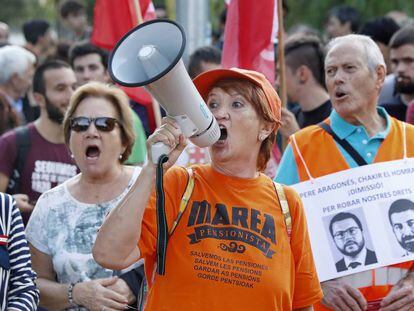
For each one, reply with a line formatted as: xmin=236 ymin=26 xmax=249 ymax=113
xmin=323 ymin=208 xmax=378 ymax=273
xmin=382 ymin=197 xmax=414 ymax=258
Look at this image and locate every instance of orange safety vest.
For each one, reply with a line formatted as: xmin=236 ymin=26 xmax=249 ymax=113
xmin=290 ymin=117 xmax=414 ymax=310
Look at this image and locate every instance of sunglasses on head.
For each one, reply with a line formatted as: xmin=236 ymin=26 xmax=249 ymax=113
xmin=69 ymin=117 xmax=120 ymax=132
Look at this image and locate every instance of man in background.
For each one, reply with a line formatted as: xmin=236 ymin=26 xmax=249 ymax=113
xmin=23 ymin=19 xmax=56 ymax=63
xmin=0 ymin=45 xmax=36 ymax=129
xmin=0 ymin=22 xmax=9 ymax=45
xmin=59 ymin=0 xmax=92 ymax=42
xmin=187 ymin=45 xmax=222 ymax=79
xmin=325 ymin=5 xmax=360 ymax=39
xmin=0 ymin=60 xmax=78 ymax=223
xmin=278 ymin=34 xmax=331 ymax=139
xmin=380 ymin=26 xmax=414 ymax=121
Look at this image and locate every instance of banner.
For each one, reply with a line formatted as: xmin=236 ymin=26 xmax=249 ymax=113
xmin=291 ymin=158 xmax=414 ymax=282
xmin=91 ymin=0 xmax=155 ymax=50
xmin=222 ymin=0 xmax=278 ymax=84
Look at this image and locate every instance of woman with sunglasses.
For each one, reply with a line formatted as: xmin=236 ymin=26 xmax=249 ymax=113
xmin=25 ymin=82 xmax=141 ymax=310
xmin=94 ymin=68 xmax=323 ymax=310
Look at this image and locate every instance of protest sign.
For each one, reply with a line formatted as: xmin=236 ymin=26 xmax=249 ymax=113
xmin=291 ymin=158 xmax=414 ymax=282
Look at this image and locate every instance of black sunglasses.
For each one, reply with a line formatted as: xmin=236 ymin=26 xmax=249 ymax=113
xmin=69 ymin=117 xmax=120 ymax=132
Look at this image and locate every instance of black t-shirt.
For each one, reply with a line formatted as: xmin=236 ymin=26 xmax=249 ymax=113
xmin=295 ymin=100 xmax=332 ymax=128
xmin=380 ymin=95 xmax=407 ymax=121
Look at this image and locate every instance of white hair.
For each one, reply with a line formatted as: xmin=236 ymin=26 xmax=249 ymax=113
xmin=0 ymin=45 xmax=36 ymax=85
xmin=326 ymin=34 xmax=386 ymax=73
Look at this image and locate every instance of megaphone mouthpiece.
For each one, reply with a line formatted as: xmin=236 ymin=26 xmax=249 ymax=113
xmin=139 ymin=45 xmax=170 ymax=80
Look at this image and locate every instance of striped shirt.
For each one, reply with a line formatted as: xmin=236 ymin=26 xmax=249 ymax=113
xmin=0 ymin=193 xmax=39 ymax=311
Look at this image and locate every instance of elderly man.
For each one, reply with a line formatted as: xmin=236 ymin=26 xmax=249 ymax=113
xmin=0 ymin=22 xmax=9 ymax=45
xmin=276 ymin=34 xmax=414 ymax=311
xmin=0 ymin=45 xmax=36 ymax=129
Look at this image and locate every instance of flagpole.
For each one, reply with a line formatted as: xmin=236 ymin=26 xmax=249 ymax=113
xmin=132 ymin=0 xmax=143 ymax=24
xmin=132 ymin=0 xmax=162 ymax=128
xmin=276 ymin=0 xmax=287 ymax=149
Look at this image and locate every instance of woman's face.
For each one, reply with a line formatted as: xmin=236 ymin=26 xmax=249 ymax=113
xmin=69 ymin=96 xmax=125 ymax=177
xmin=207 ymin=87 xmax=265 ymax=167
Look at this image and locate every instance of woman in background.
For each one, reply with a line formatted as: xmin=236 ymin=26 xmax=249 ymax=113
xmin=26 ymin=83 xmax=140 ymax=310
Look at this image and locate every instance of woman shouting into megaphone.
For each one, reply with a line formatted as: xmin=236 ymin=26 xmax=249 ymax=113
xmin=93 ymin=68 xmax=322 ymax=311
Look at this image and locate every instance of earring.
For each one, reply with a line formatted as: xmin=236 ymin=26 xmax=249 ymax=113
xmin=119 ymin=154 xmax=123 ymax=160
xmin=70 ymin=154 xmax=74 ymax=159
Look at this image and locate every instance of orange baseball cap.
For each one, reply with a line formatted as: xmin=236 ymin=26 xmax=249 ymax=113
xmin=192 ymin=67 xmax=281 ymax=123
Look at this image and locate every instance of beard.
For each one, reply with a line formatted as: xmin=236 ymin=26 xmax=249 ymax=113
xmin=395 ymin=76 xmax=414 ymax=94
xmin=45 ymin=97 xmax=64 ymax=124
xmin=400 ymin=234 xmax=414 ymax=253
xmin=339 ymin=239 xmax=365 ymax=257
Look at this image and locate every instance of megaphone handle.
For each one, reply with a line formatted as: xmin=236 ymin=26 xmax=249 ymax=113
xmin=151 ymin=142 xmax=171 ymax=164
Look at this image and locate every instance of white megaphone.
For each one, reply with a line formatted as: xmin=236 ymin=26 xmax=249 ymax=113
xmin=109 ymin=19 xmax=221 ymax=163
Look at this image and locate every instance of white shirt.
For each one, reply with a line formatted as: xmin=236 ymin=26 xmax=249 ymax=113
xmin=344 ymin=247 xmax=367 ymax=270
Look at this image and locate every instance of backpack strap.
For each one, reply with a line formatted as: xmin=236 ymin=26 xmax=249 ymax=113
xmin=273 ymin=182 xmax=292 ymax=240
xmin=319 ymin=122 xmax=368 ymax=166
xmin=6 ymin=126 xmax=30 ymax=194
xmin=170 ymin=168 xmax=195 ymax=235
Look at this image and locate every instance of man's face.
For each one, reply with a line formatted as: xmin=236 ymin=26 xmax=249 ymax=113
xmin=0 ymin=22 xmax=9 ymax=43
xmin=39 ymin=29 xmax=56 ymax=50
xmin=275 ymin=63 xmax=299 ymax=102
xmin=390 ymin=209 xmax=414 ymax=253
xmin=12 ymin=63 xmax=35 ymax=99
xmin=390 ymin=44 xmax=414 ymax=95
xmin=42 ymin=67 xmax=77 ymax=124
xmin=73 ymin=53 xmax=108 ymax=85
xmin=65 ymin=11 xmax=87 ymax=33
xmin=325 ymin=16 xmax=350 ymax=39
xmin=284 ymin=63 xmax=300 ymax=103
xmin=325 ymin=42 xmax=382 ymax=121
xmin=332 ymin=218 xmax=365 ymax=257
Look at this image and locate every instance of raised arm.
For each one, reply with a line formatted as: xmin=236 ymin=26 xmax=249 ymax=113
xmin=93 ymin=118 xmax=186 ymax=270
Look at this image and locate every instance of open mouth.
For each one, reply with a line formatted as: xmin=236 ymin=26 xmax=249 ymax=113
xmin=335 ymin=90 xmax=347 ymax=99
xmin=219 ymin=125 xmax=228 ymax=141
xmin=85 ymin=145 xmax=101 ymax=159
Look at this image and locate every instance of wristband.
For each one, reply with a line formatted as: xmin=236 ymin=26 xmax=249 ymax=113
xmin=67 ymin=282 xmax=78 ymax=306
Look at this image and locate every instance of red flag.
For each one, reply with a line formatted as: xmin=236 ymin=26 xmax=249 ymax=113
xmin=91 ymin=0 xmax=157 ymax=131
xmin=222 ymin=0 xmax=278 ymax=84
xmin=91 ymin=0 xmax=154 ymax=50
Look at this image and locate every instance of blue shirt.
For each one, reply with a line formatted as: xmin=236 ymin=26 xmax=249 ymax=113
xmin=275 ymin=108 xmax=391 ymax=185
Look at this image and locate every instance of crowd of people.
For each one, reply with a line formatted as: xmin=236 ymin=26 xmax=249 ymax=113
xmin=1 ymin=1 xmax=414 ymax=310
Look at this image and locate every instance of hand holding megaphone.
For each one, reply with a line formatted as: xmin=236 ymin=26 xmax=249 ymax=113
xmin=109 ymin=19 xmax=220 ymax=164
xmin=148 ymin=117 xmax=187 ymax=167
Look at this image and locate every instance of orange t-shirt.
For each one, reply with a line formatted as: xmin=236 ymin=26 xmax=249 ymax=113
xmin=139 ymin=165 xmax=323 ymax=311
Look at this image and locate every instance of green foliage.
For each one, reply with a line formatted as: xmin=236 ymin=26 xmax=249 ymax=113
xmin=0 ymin=0 xmax=56 ymax=27
xmin=285 ymin=0 xmax=414 ymax=32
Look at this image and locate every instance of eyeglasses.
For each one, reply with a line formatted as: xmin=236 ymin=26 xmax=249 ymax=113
xmin=69 ymin=117 xmax=120 ymax=132
xmin=333 ymin=226 xmax=361 ymax=240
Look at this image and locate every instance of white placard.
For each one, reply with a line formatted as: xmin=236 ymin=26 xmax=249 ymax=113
xmin=291 ymin=158 xmax=414 ymax=282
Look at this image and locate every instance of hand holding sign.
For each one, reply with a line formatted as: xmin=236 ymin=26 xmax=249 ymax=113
xmin=380 ymin=273 xmax=414 ymax=311
xmin=321 ymin=279 xmax=367 ymax=311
